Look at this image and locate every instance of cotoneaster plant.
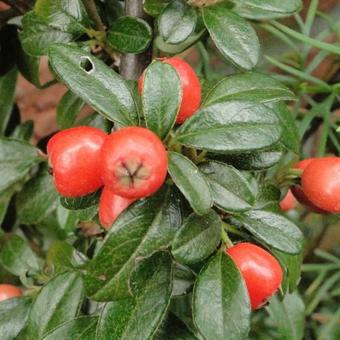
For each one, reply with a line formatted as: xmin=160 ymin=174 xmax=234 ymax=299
xmin=0 ymin=0 xmax=339 ymax=339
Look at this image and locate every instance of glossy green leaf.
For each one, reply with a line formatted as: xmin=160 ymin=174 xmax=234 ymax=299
xmin=26 ymin=272 xmax=84 ymax=339
xmin=193 ymin=252 xmax=251 ymax=340
xmin=0 ymin=186 xmax=16 ymax=226
xmin=172 ymin=210 xmax=221 ymax=265
xmin=270 ymin=102 xmax=300 ymax=154
xmin=202 ymin=3 xmax=259 ymax=70
xmin=159 ymin=0 xmax=197 ymax=44
xmin=56 ymin=204 xmax=78 ymax=234
xmin=0 ymin=138 xmax=40 ymax=193
xmin=11 ymin=121 xmax=34 ymax=141
xmin=254 ymin=183 xmax=281 ymax=212
xmin=172 ymin=263 xmax=195 ymax=296
xmin=203 ymin=72 xmax=295 ymax=106
xmin=0 ymin=235 xmax=40 ymax=277
xmin=46 ymin=241 xmax=87 ymax=275
xmin=0 ymin=68 xmax=17 ymax=135
xmin=200 ymin=161 xmax=255 ymax=212
xmin=107 ymin=16 xmax=152 ymax=53
xmin=235 ymin=210 xmax=303 ymax=254
xmin=16 ymin=48 xmax=41 ymax=87
xmin=48 ymin=44 xmax=138 ymax=126
xmin=266 ymin=292 xmax=305 ymax=340
xmin=175 ymin=101 xmax=281 ymax=153
xmin=232 ymin=0 xmax=302 ymax=20
xmin=57 ymin=90 xmax=85 ymax=129
xmin=16 ymin=169 xmax=58 ymax=224
xmin=218 ymin=148 xmax=283 ymax=170
xmin=0 ymin=297 xmax=32 ymax=340
xmin=97 ymin=252 xmax=173 ymax=339
xmin=43 ymin=316 xmax=98 ymax=340
xmin=168 ymin=152 xmax=212 ymax=215
xmin=60 ymin=189 xmax=101 ymax=210
xmin=142 ymin=61 xmax=181 ymax=139
xmin=144 ymin=0 xmax=170 ymax=17
xmin=20 ymin=12 xmax=77 ymax=57
xmin=85 ymin=188 xmax=181 ymax=300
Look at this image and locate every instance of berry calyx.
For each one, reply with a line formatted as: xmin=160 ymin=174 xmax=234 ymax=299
xmin=280 ymin=189 xmax=297 ymax=212
xmin=47 ymin=126 xmax=106 ymax=197
xmin=291 ymin=158 xmax=328 ymax=214
xmin=100 ymin=127 xmax=168 ymax=199
xmin=0 ymin=284 xmax=22 ymax=302
xmin=226 ymin=243 xmax=283 ymax=309
xmin=138 ymin=57 xmax=201 ymax=124
xmin=99 ymin=187 xmax=136 ymax=229
xmin=301 ymin=157 xmax=340 ymax=213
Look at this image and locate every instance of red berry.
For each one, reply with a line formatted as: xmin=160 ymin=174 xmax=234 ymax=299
xmin=291 ymin=159 xmax=327 ymax=214
xmin=301 ymin=157 xmax=340 ymax=213
xmin=138 ymin=57 xmax=201 ymax=124
xmin=100 ymin=127 xmax=168 ymax=199
xmin=0 ymin=284 xmax=22 ymax=302
xmin=280 ymin=189 xmax=297 ymax=212
xmin=226 ymin=243 xmax=283 ymax=310
xmin=47 ymin=126 xmax=106 ymax=197
xmin=99 ymin=187 xmax=136 ymax=229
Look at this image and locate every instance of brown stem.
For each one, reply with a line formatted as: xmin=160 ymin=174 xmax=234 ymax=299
xmin=82 ymin=0 xmax=106 ymax=32
xmin=120 ymin=0 xmax=153 ymax=80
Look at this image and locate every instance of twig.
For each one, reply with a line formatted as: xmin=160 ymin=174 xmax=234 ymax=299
xmin=120 ymin=0 xmax=153 ymax=80
xmin=82 ymin=0 xmax=105 ymax=32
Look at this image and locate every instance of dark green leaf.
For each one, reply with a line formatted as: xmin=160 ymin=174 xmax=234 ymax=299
xmin=20 ymin=12 xmax=77 ymax=56
xmin=193 ymin=252 xmax=251 ymax=340
xmin=0 ymin=68 xmax=17 ymax=135
xmin=56 ymin=204 xmax=78 ymax=234
xmin=200 ymin=161 xmax=255 ymax=212
xmin=203 ymin=72 xmax=295 ymax=106
xmin=59 ymin=189 xmax=101 ymax=210
xmin=0 ymin=138 xmax=40 ymax=193
xmin=218 ymin=148 xmax=283 ymax=170
xmin=78 ymin=112 xmax=112 ymax=133
xmin=142 ymin=61 xmax=181 ymax=139
xmin=107 ymin=16 xmax=152 ymax=53
xmin=266 ymin=292 xmax=305 ymax=340
xmin=16 ymin=48 xmax=41 ymax=87
xmin=0 ymin=235 xmax=40 ymax=277
xmin=16 ymin=169 xmax=58 ymax=224
xmin=57 ymin=90 xmax=85 ymax=129
xmin=172 ymin=263 xmax=195 ymax=296
xmin=0 ymin=186 xmax=16 ymax=226
xmin=144 ymin=0 xmax=170 ymax=17
xmin=159 ymin=0 xmax=197 ymax=44
xmin=97 ymin=252 xmax=173 ymax=339
xmin=0 ymin=297 xmax=31 ymax=340
xmin=202 ymin=3 xmax=259 ymax=70
xmin=168 ymin=152 xmax=212 ymax=215
xmin=26 ymin=272 xmax=84 ymax=339
xmin=175 ymin=101 xmax=281 ymax=153
xmin=11 ymin=120 xmax=34 ymax=141
xmin=43 ymin=316 xmax=98 ymax=340
xmin=46 ymin=241 xmax=87 ymax=274
xmin=270 ymin=102 xmax=300 ymax=154
xmin=235 ymin=210 xmax=303 ymax=254
xmin=232 ymin=0 xmax=302 ymax=20
xmin=172 ymin=210 xmax=221 ymax=265
xmin=85 ymin=188 xmax=181 ymax=300
xmin=254 ymin=183 xmax=281 ymax=212
xmin=48 ymin=44 xmax=138 ymax=126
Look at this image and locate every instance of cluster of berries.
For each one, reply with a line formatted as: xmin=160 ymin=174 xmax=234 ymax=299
xmin=280 ymin=157 xmax=340 ymax=214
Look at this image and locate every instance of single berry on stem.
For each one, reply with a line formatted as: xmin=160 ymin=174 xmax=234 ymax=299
xmin=138 ymin=57 xmax=201 ymax=124
xmin=226 ymin=243 xmax=283 ymax=309
xmin=99 ymin=187 xmax=136 ymax=229
xmin=47 ymin=126 xmax=106 ymax=197
xmin=280 ymin=189 xmax=297 ymax=212
xmin=100 ymin=127 xmax=168 ymax=199
xmin=0 ymin=284 xmax=22 ymax=302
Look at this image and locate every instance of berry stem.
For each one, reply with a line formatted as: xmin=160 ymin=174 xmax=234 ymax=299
xmin=221 ymin=229 xmax=234 ymax=248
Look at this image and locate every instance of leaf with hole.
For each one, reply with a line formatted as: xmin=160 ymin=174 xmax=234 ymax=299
xmin=107 ymin=16 xmax=152 ymax=53
xmin=168 ymin=152 xmax=212 ymax=215
xmin=48 ymin=44 xmax=138 ymax=126
xmin=142 ymin=61 xmax=181 ymax=139
xmin=175 ymin=101 xmax=281 ymax=153
xmin=202 ymin=3 xmax=259 ymax=70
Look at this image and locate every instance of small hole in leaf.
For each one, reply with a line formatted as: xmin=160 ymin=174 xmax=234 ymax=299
xmin=79 ymin=56 xmax=94 ymax=73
